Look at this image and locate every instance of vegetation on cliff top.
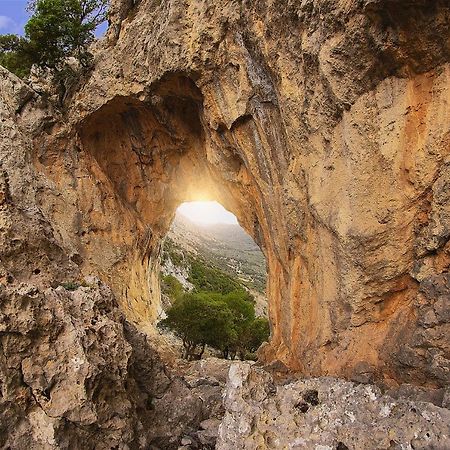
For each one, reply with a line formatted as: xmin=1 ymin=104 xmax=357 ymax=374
xmin=0 ymin=0 xmax=107 ymax=78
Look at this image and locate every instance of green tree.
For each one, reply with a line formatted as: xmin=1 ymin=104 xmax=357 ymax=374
xmin=159 ymin=288 xmax=270 ymax=361
xmin=203 ymin=290 xmax=268 ymax=359
xmin=221 ymin=290 xmax=255 ymax=358
xmin=0 ymin=0 xmax=107 ymax=78
xmin=239 ymin=317 xmax=270 ymax=359
xmin=25 ymin=0 xmax=108 ymax=69
xmin=159 ymin=293 xmax=237 ymax=360
xmin=0 ymin=34 xmax=33 ymax=78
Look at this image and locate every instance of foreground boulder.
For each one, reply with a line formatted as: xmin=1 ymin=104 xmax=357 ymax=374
xmin=218 ymin=363 xmax=450 ymax=449
xmin=0 ymin=280 xmax=228 ymax=449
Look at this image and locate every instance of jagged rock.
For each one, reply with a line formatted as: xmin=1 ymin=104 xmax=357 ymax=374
xmin=197 ymin=418 xmax=222 ymax=447
xmin=0 ymin=282 xmax=134 ymax=448
xmin=9 ymin=1 xmax=446 ymax=385
xmin=0 ymin=280 xmax=228 ymax=449
xmin=217 ymin=363 xmax=450 ymax=450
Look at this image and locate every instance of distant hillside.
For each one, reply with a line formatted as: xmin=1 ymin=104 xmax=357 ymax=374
xmin=167 ymin=212 xmax=267 ymax=293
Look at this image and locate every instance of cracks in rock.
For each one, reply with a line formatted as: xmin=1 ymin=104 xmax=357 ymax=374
xmin=229 ymin=114 xmax=253 ymax=132
xmin=18 ymin=362 xmax=57 ymax=420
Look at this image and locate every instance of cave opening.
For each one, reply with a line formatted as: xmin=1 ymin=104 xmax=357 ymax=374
xmin=76 ymin=71 xmax=285 ymax=365
xmin=157 ymin=200 xmax=269 ymax=360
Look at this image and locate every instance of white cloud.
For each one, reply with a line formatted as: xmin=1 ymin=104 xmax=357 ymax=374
xmin=0 ymin=16 xmax=20 ymax=34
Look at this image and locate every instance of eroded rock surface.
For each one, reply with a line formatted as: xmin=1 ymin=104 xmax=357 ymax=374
xmin=0 ymin=279 xmax=229 ymax=449
xmin=0 ymin=0 xmax=450 ymax=447
xmin=217 ymin=363 xmax=450 ymax=449
xmin=48 ymin=0 xmax=449 ymax=385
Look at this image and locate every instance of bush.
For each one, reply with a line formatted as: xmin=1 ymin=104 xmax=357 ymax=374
xmin=239 ymin=317 xmax=270 ymax=355
xmin=0 ymin=34 xmax=33 ymax=78
xmin=159 ymin=289 xmax=270 ymax=360
xmin=221 ymin=292 xmax=269 ymax=359
xmin=60 ymin=281 xmax=79 ymax=291
xmin=188 ymin=258 xmax=243 ymax=294
xmin=161 ymin=238 xmax=185 ymax=267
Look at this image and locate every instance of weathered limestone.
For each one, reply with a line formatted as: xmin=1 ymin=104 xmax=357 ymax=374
xmin=217 ymin=362 xmax=450 ymax=449
xmin=52 ymin=0 xmax=449 ymax=386
xmin=0 ymin=2 xmax=449 ymax=446
xmin=0 ymin=279 xmax=229 ymax=448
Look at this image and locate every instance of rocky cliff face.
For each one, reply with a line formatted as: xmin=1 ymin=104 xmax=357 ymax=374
xmin=57 ymin=0 xmax=450 ymax=386
xmin=0 ymin=278 xmax=229 ymax=448
xmin=0 ymin=0 xmax=449 ymax=445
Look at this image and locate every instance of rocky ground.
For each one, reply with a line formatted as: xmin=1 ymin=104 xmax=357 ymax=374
xmin=218 ymin=364 xmax=450 ymax=450
xmin=1 ymin=278 xmax=449 ymax=449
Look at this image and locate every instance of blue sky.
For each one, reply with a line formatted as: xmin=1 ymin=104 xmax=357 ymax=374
xmin=0 ymin=1 xmax=29 ymax=35
xmin=0 ymin=0 xmax=107 ymax=36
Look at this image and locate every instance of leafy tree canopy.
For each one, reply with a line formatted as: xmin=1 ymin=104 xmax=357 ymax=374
xmin=159 ymin=290 xmax=269 ymax=361
xmin=0 ymin=0 xmax=108 ymax=77
xmin=159 ymin=292 xmax=237 ymax=360
xmin=0 ymin=34 xmax=32 ymax=78
xmin=159 ymin=240 xmax=269 ymax=360
xmin=240 ymin=317 xmax=270 ymax=354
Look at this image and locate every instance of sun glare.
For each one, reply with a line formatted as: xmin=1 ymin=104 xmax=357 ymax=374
xmin=177 ymin=201 xmax=238 ymax=225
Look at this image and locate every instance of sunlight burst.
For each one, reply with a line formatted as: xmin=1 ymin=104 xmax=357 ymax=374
xmin=177 ymin=201 xmax=238 ymax=225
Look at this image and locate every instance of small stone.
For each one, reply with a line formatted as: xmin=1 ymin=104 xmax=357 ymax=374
xmin=181 ymin=436 xmax=193 ymax=446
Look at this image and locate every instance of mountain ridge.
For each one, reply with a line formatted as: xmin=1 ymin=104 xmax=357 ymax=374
xmin=167 ymin=211 xmax=267 ymax=294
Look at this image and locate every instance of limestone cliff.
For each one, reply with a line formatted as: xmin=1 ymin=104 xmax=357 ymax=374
xmin=42 ymin=0 xmax=448 ymax=386
xmin=0 ymin=0 xmax=450 ymax=447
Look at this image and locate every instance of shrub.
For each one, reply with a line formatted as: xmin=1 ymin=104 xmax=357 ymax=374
xmin=239 ymin=317 xmax=270 ymax=355
xmin=60 ymin=281 xmax=80 ymax=291
xmin=159 ymin=292 xmax=236 ymax=360
xmin=0 ymin=34 xmax=33 ymax=78
xmin=188 ymin=258 xmax=242 ymax=294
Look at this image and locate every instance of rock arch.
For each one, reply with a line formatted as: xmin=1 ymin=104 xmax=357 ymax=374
xmin=28 ymin=0 xmax=450 ymax=387
xmin=74 ymin=74 xmax=270 ymax=322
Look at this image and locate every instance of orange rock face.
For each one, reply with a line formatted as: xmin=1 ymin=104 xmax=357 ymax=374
xmin=2 ymin=0 xmax=449 ymax=389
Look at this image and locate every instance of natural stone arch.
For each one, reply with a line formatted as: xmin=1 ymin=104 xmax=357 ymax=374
xmin=29 ymin=0 xmax=450 ymax=387
xmin=71 ymin=70 xmax=315 ymax=382
xmin=75 ymin=73 xmax=279 ymax=329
